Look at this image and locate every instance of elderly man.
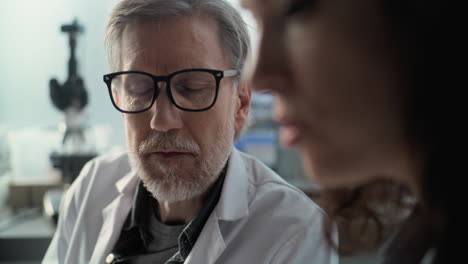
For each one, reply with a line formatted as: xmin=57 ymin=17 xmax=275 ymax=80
xmin=43 ymin=0 xmax=337 ymax=263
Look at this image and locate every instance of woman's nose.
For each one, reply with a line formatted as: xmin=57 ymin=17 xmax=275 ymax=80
xmin=247 ymin=25 xmax=291 ymax=95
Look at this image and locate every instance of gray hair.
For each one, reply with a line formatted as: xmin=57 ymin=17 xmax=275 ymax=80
xmin=105 ymin=0 xmax=251 ymax=74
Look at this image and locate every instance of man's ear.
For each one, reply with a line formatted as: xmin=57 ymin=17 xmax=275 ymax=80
xmin=234 ymin=80 xmax=252 ymax=133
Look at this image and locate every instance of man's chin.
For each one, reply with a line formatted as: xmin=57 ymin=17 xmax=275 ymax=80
xmin=128 ymin=151 xmax=220 ymax=202
xmin=141 ymin=178 xmax=204 ymax=203
xmin=137 ymin=163 xmax=204 ymax=202
xmin=141 ymin=163 xmax=189 ymax=179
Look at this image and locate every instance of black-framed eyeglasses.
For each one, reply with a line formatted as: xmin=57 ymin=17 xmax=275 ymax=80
xmin=103 ymin=68 xmax=238 ymax=113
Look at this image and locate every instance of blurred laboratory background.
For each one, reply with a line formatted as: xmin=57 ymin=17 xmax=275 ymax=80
xmin=0 ymin=1 xmax=378 ymax=263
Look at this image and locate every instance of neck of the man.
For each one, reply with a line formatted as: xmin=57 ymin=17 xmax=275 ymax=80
xmin=154 ymin=195 xmax=206 ymax=225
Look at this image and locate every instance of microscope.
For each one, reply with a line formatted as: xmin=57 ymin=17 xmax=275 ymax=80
xmin=45 ymin=19 xmax=97 ymax=224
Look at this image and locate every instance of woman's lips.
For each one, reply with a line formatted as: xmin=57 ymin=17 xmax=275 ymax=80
xmin=273 ymin=101 xmax=304 ymax=148
xmin=278 ymin=122 xmax=303 ymax=148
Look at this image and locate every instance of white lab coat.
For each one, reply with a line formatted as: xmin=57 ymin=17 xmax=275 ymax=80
xmin=43 ymin=148 xmax=338 ymax=264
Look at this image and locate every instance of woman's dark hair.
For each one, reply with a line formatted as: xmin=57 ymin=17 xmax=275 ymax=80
xmin=320 ymin=1 xmax=448 ymax=263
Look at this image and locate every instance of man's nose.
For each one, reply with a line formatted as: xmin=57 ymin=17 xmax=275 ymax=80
xmin=150 ymin=85 xmax=184 ymax=132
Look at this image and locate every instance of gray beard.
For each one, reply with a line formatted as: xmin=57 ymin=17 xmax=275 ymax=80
xmin=128 ymin=118 xmax=235 ymax=203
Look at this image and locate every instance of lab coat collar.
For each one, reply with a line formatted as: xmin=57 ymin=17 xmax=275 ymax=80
xmin=186 ymin=148 xmax=250 ymax=263
xmin=215 ymin=147 xmax=250 ymax=221
xmin=116 ymin=168 xmax=139 ymax=194
xmin=185 ymin=210 xmax=226 ymax=264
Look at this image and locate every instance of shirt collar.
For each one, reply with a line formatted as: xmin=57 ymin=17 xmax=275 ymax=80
xmin=178 ymin=165 xmax=227 ymax=259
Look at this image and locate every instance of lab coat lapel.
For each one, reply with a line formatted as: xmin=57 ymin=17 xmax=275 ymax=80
xmin=216 ymin=148 xmax=250 ymax=221
xmin=185 ymin=148 xmax=250 ymax=264
xmin=185 ymin=212 xmax=226 ymax=264
xmin=90 ymin=171 xmax=138 ymax=264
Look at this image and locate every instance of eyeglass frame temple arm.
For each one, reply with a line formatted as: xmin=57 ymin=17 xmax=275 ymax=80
xmin=223 ymin=70 xmax=238 ymax=78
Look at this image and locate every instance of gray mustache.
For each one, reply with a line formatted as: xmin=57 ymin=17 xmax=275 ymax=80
xmin=139 ymin=131 xmax=200 ymax=154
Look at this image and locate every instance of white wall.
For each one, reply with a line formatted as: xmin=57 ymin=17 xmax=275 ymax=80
xmin=0 ymin=0 xmax=125 ymax=146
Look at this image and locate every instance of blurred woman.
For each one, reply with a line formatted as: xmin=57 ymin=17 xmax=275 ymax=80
xmin=242 ymin=0 xmax=448 ymax=263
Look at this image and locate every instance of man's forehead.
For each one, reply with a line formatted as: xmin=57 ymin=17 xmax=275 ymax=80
xmin=123 ymin=17 xmax=209 ymax=42
xmin=119 ymin=16 xmax=229 ymax=73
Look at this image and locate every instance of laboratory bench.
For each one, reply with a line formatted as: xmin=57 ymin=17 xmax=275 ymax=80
xmin=0 ymin=206 xmax=54 ymax=263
